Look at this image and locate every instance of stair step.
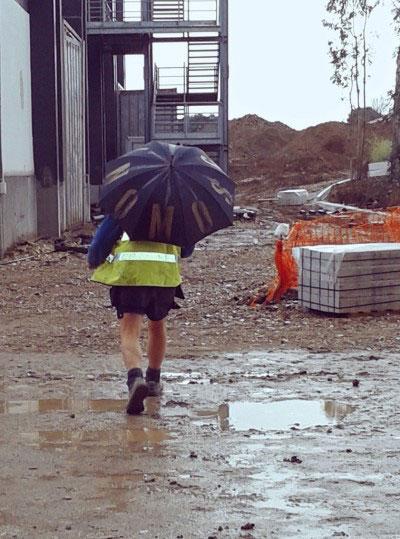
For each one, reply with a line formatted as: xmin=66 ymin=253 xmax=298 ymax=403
xmin=155 ymin=92 xmax=218 ymax=103
xmin=152 ymin=0 xmax=184 ymax=20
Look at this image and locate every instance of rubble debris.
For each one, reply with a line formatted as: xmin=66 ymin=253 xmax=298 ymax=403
xmin=233 ymin=206 xmax=257 ymax=221
xmin=241 ymin=523 xmax=255 ymax=531
xmin=54 ymin=238 xmax=89 ymax=255
xmin=284 ymin=455 xmax=303 ymax=464
xmin=274 ymin=223 xmax=290 ymax=239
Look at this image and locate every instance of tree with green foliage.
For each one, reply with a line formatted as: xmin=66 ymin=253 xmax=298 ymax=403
xmin=323 ymin=0 xmax=380 ymax=180
xmin=324 ymin=0 xmax=400 ymax=183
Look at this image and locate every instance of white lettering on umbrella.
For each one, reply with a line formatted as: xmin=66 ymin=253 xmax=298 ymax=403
xmin=114 ymin=189 xmax=138 ymax=219
xmin=105 ymin=162 xmax=130 ymax=184
xmin=192 ymin=201 xmax=213 ymax=234
xmin=149 ymin=204 xmax=175 ymax=241
xmin=208 ymin=177 xmax=233 ymax=205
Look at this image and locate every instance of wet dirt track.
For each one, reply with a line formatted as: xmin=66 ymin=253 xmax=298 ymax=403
xmin=1 ymin=217 xmax=400 ymax=538
xmin=1 ymin=350 xmax=400 ymax=538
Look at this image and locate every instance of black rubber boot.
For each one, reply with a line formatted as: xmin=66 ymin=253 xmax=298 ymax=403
xmin=146 ymin=380 xmax=163 ymax=397
xmin=126 ymin=377 xmax=149 ymax=415
xmin=146 ymin=367 xmax=163 ymax=397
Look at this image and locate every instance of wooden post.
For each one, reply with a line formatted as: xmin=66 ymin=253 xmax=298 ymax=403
xmin=219 ymin=0 xmax=229 ymax=172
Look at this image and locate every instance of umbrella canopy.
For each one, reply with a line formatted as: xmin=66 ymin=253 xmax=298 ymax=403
xmin=99 ymin=141 xmax=235 ymax=248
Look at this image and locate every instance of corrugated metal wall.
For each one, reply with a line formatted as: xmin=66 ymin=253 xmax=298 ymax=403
xmin=0 ymin=0 xmax=34 ymax=177
xmin=62 ymin=22 xmax=87 ymax=228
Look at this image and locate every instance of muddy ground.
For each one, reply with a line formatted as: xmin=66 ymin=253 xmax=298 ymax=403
xmin=1 ymin=210 xmax=400 ymax=538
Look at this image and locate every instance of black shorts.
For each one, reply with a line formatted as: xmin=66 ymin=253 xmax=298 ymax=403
xmin=109 ymin=285 xmax=184 ymax=321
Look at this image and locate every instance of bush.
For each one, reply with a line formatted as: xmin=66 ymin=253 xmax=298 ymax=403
xmin=369 ymin=138 xmax=392 ymax=162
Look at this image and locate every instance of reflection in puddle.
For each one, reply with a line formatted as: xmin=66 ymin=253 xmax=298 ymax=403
xmin=20 ymin=428 xmax=170 ymax=449
xmin=0 ymin=398 xmax=162 ymax=417
xmin=197 ymin=399 xmax=355 ymax=431
xmin=0 ymin=399 xmax=127 ymax=415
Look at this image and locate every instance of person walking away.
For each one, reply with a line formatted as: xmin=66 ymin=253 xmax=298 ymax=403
xmin=88 ymin=215 xmax=194 ymax=415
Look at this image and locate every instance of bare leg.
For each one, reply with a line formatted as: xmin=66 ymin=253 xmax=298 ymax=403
xmin=147 ymin=318 xmax=167 ymax=369
xmin=120 ymin=313 xmax=144 ymax=370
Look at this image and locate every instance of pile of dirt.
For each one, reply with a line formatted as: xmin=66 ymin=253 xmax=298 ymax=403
xmin=229 ymin=114 xmax=392 ymax=203
xmin=329 ymin=175 xmax=400 ymax=209
xmin=229 ymin=114 xmax=296 ymax=162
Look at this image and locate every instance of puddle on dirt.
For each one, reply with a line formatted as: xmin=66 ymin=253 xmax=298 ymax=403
xmin=196 ymin=399 xmax=354 ymax=431
xmin=163 ymin=372 xmax=209 ymax=385
xmin=0 ymin=398 xmax=127 ymax=415
xmin=19 ymin=428 xmax=170 ymax=449
xmin=247 ymin=468 xmax=331 ymax=519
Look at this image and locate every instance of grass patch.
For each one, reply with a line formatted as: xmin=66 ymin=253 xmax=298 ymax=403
xmin=369 ymin=137 xmax=392 ymax=162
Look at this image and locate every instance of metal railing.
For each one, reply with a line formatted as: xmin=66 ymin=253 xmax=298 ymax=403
xmin=154 ymin=64 xmax=218 ymax=96
xmin=87 ymin=0 xmax=218 ymax=24
xmin=153 ymin=103 xmax=220 ymax=138
xmin=154 ymin=66 xmax=187 ymax=94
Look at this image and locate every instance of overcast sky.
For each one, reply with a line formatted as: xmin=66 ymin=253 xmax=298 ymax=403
xmin=126 ymin=1 xmax=398 ymax=130
xmin=229 ymin=0 xmax=398 ymax=129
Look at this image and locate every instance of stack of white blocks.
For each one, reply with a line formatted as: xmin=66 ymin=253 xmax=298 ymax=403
xmin=297 ymin=243 xmax=400 ymax=314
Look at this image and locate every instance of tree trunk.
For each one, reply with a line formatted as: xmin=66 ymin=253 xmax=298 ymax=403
xmin=391 ymin=47 xmax=400 ymax=182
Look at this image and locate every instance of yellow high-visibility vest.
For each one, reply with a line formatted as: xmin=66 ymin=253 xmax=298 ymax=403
xmin=91 ymin=240 xmax=181 ymax=287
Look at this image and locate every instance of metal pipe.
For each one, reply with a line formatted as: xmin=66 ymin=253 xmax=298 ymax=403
xmin=0 ymin=28 xmax=5 ymax=194
xmin=0 ymin=31 xmax=6 ymax=258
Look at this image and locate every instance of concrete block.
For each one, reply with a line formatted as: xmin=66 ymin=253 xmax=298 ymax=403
xmin=300 ymin=270 xmax=400 ymax=290
xmin=368 ymin=161 xmax=390 ymax=177
xmin=0 ymin=175 xmax=37 ymax=255
xmin=297 ymin=243 xmax=400 ymax=314
xmin=277 ymin=189 xmax=308 ymax=206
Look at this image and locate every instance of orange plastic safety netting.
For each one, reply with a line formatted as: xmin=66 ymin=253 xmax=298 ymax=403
xmin=258 ymin=207 xmax=400 ymax=304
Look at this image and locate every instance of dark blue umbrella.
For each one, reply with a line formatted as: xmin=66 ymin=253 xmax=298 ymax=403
xmin=99 ymin=141 xmax=235 ymax=247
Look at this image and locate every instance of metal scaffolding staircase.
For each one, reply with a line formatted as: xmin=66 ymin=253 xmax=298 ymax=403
xmin=152 ymin=36 xmax=221 ymax=143
xmin=87 ymin=0 xmax=220 ymax=31
xmin=152 ymin=33 xmax=220 ymax=143
xmin=154 ymin=39 xmax=219 ymax=103
xmin=187 ymin=40 xmax=219 ymax=98
xmin=85 ymin=0 xmax=227 ymax=168
xmin=152 ymin=0 xmax=185 ymax=21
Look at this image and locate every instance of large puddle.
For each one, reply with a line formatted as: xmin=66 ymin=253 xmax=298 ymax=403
xmin=0 ymin=398 xmax=126 ymax=415
xmin=19 ymin=428 xmax=170 ymax=449
xmin=197 ymin=399 xmax=355 ymax=431
xmin=1 ymin=396 xmax=355 ymax=435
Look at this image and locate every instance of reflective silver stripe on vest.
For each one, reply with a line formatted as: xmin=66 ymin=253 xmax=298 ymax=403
xmin=113 ymin=252 xmax=177 ymax=263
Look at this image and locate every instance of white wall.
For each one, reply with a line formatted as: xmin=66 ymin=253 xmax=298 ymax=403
xmin=0 ymin=0 xmax=34 ymax=176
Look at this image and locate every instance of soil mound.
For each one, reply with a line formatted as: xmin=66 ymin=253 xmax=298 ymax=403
xmin=330 ymin=176 xmax=400 ymax=209
xmin=229 ymin=114 xmax=392 ymax=202
xmin=229 ymin=114 xmax=296 ymax=161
